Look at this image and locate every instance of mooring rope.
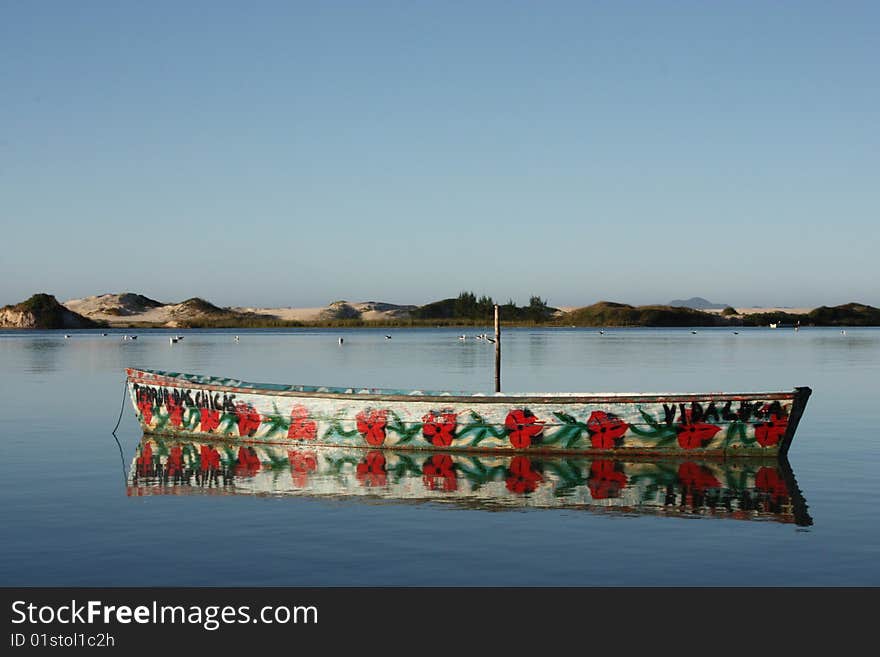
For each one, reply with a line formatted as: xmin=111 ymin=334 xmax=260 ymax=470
xmin=111 ymin=377 xmax=128 ymax=436
xmin=111 ymin=377 xmax=130 ymax=485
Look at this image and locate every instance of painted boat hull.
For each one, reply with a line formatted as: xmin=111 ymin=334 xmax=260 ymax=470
xmin=127 ymin=436 xmax=812 ymax=526
xmin=126 ymin=368 xmax=811 ymax=457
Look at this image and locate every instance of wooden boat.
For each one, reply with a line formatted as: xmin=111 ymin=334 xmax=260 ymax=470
xmin=126 ymin=437 xmax=813 ymax=525
xmin=126 ymin=367 xmax=811 ymax=457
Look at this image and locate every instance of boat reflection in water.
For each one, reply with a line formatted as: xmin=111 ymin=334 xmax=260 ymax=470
xmin=127 ymin=436 xmax=812 ymax=526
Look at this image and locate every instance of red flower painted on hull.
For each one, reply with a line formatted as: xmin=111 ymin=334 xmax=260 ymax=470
xmin=505 ymin=456 xmax=543 ymax=493
xmin=756 ymin=467 xmax=789 ymax=503
xmin=422 ymin=454 xmax=457 ymax=491
xmin=235 ymin=446 xmax=262 ymax=477
xmin=288 ymin=405 xmax=318 ymax=441
xmin=199 ymin=445 xmax=221 ymax=472
xmin=288 ymin=450 xmax=318 ymax=487
xmin=199 ymin=408 xmax=220 ymax=433
xmin=136 ymin=391 xmax=153 ymax=425
xmin=676 ymin=411 xmax=721 ymax=449
xmin=588 ymin=460 xmax=628 ymax=499
xmin=677 ymin=462 xmax=721 ymax=493
xmin=136 ymin=442 xmax=154 ymax=476
xmin=356 ymin=409 xmax=388 ymax=446
xmin=754 ymin=414 xmax=788 ymax=447
xmin=166 ymin=397 xmax=184 ymax=428
xmin=422 ymin=411 xmax=457 ymax=447
xmin=505 ymin=409 xmax=544 ymax=449
xmin=356 ymin=451 xmax=387 ymax=487
xmin=586 ymin=411 xmax=629 ymax=449
xmin=234 ymin=402 xmax=262 ymax=437
xmin=166 ymin=445 xmax=184 ymax=477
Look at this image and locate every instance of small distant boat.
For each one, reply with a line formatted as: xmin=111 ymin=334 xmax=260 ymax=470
xmin=126 ymin=368 xmax=811 ymax=457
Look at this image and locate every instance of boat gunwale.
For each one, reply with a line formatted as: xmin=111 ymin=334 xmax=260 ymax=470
xmin=127 ymin=368 xmax=801 ymax=405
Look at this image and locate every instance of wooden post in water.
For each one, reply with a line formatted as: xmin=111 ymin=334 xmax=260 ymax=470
xmin=494 ymin=304 xmax=501 ymax=393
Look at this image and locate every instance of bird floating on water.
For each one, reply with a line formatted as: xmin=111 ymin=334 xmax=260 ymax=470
xmin=234 ymin=335 xmax=240 ymax=342
xmin=458 ymin=335 xmax=466 ymax=341
xmin=841 ymin=329 xmax=847 ymax=336
xmin=733 ymin=331 xmax=739 ymax=335
xmin=169 ymin=337 xmax=178 ymax=345
xmin=598 ymin=330 xmax=605 ymax=335
xmin=691 ymin=331 xmax=698 ymax=335
xmin=486 ymin=337 xmax=496 ymax=343
xmin=385 ymin=335 xmax=392 ymax=340
xmin=64 ymin=334 xmax=71 ymax=339
xmin=338 ymin=337 xmax=344 ymax=345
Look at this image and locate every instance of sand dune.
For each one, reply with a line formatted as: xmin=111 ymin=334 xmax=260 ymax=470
xmin=65 ymin=294 xmax=417 ymax=326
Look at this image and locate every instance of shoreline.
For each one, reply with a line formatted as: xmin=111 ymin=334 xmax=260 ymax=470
xmin=4 ymin=321 xmax=875 ymax=331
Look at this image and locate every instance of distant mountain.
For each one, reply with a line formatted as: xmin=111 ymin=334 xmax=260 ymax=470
xmin=667 ymin=297 xmax=730 ymax=310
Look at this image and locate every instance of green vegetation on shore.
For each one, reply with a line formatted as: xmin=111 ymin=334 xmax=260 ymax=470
xmin=802 ymin=303 xmax=880 ymax=326
xmin=563 ymin=301 xmax=729 ymax=327
xmin=737 ymin=303 xmax=880 ymax=327
xmin=411 ymin=292 xmax=556 ymax=323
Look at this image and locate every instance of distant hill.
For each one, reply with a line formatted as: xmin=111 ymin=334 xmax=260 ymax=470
xmin=32 ymin=291 xmax=880 ymax=328
xmin=667 ymin=297 xmax=731 ymax=310
xmin=806 ymin=303 xmax=880 ymax=326
xmin=355 ymin=301 xmax=417 ymax=320
xmin=65 ymin=292 xmax=163 ymax=317
xmin=1 ymin=294 xmax=102 ymax=329
xmin=63 ymin=293 xmax=302 ymax=328
xmin=318 ymin=301 xmax=362 ymax=321
xmin=410 ymin=297 xmax=461 ymax=320
xmin=741 ymin=302 xmax=880 ymax=327
xmin=564 ymin=301 xmax=728 ymax=327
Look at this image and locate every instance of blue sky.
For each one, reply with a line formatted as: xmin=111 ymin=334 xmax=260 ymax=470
xmin=2 ymin=1 xmax=877 ymax=308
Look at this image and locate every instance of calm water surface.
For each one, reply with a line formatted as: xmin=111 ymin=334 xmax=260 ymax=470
xmin=1 ymin=327 xmax=878 ymax=585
